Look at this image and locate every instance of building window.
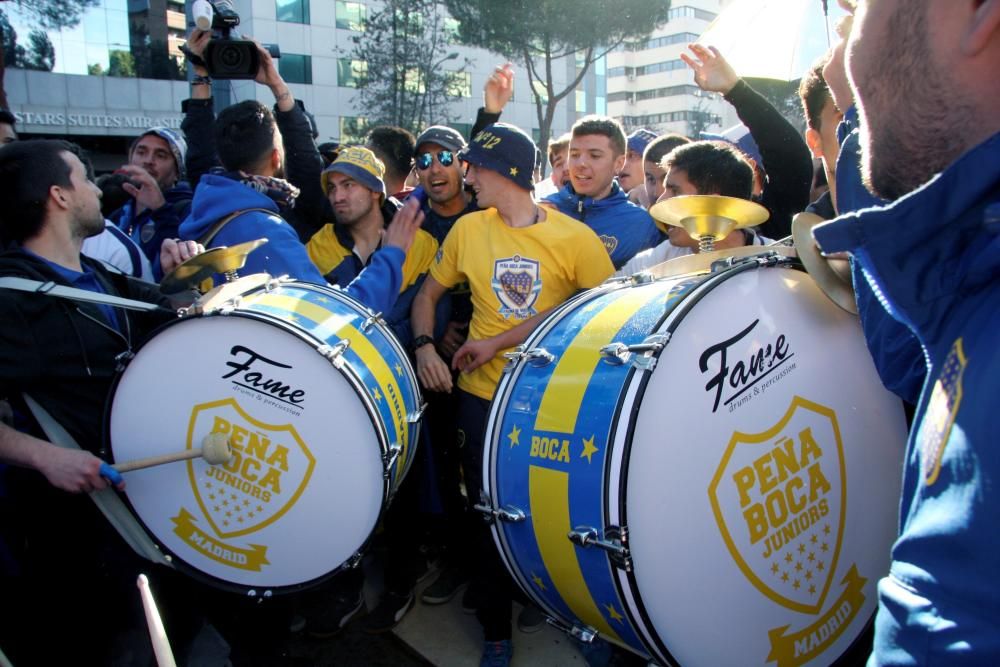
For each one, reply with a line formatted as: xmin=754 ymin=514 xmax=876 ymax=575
xmin=277 ymin=0 xmax=310 ymax=24
xmin=445 ymin=71 xmax=471 ymax=98
xmin=336 ymin=1 xmax=365 ymax=31
xmin=340 ymin=116 xmax=369 ymax=143
xmin=278 ymin=53 xmax=312 ymax=84
xmin=608 ymin=60 xmax=687 ymax=78
xmin=596 ymin=95 xmax=606 ymax=116
xmin=337 ymin=58 xmax=368 ymax=88
xmin=575 ymin=90 xmax=586 ymax=113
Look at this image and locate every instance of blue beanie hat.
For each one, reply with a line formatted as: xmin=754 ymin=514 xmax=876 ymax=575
xmin=135 ymin=126 xmax=187 ymax=180
xmin=459 ymin=122 xmax=536 ymax=192
xmin=627 ymin=128 xmax=658 ymax=156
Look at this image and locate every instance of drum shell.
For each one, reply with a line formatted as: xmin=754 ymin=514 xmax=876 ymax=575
xmin=107 ymin=281 xmax=421 ymax=594
xmin=484 ymin=261 xmax=906 ymax=666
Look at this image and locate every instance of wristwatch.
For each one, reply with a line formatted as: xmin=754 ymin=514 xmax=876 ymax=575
xmin=412 ymin=335 xmax=435 ymax=351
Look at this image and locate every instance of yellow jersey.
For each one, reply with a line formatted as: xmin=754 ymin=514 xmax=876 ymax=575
xmin=430 ymin=207 xmax=614 ymax=399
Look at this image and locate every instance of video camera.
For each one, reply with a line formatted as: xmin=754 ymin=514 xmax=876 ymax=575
xmin=190 ymin=0 xmax=281 ymax=79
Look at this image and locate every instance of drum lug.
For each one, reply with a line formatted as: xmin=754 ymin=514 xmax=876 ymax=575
xmin=383 ymin=443 xmax=402 ymax=478
xmin=317 ymin=339 xmax=350 ymax=369
xmin=345 ymin=551 xmax=364 ymax=569
xmin=473 ymin=492 xmax=526 ymax=523
xmin=502 ymin=346 xmax=555 ymax=368
xmin=568 ymin=525 xmax=633 ymax=572
xmin=361 ymin=312 xmax=384 ymax=333
xmin=114 ymin=350 xmax=134 ymax=371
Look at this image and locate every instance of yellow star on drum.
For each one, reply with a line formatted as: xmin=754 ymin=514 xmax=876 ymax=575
xmin=395 ymin=363 xmax=403 ymax=377
xmin=372 ymin=387 xmax=383 ymax=402
xmin=531 ymin=572 xmax=547 ymax=590
xmin=581 ymin=435 xmax=599 ymax=463
xmin=510 ymin=167 xmax=518 ymax=176
xmin=507 ymin=424 xmax=521 ymax=447
xmin=604 ymin=603 xmax=624 ymax=623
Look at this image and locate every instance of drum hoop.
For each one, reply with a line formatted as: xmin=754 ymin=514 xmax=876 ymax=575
xmin=610 ymin=259 xmax=805 ymax=665
xmin=103 ymin=307 xmax=395 ymax=595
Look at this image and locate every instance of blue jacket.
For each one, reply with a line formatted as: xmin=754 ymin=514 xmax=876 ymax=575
xmin=815 ymin=131 xmax=1000 ymax=666
xmin=179 ymin=174 xmax=403 ymax=314
xmin=834 ymin=106 xmax=926 ymax=405
xmin=542 ymin=182 xmax=663 ymax=269
xmin=109 ymin=180 xmax=193 ymax=279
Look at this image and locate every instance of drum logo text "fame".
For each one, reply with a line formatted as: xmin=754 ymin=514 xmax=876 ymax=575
xmin=699 ymin=319 xmax=795 ymax=414
xmin=170 ymin=397 xmax=316 ymax=572
xmin=222 ymin=345 xmax=307 ymax=413
xmin=708 ymin=397 xmax=867 ymax=667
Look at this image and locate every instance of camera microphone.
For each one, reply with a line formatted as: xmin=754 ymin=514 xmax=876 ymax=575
xmin=192 ymin=0 xmax=214 ymax=31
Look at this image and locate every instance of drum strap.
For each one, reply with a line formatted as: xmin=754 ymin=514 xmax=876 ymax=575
xmin=196 ymin=208 xmax=275 ymax=247
xmin=0 ymin=276 xmax=171 ymax=313
xmin=21 ymin=394 xmax=174 ymax=568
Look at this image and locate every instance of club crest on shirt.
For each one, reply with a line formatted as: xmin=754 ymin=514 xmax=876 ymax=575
xmin=599 ymin=234 xmax=619 ymax=256
xmin=918 ymin=338 xmax=966 ymax=486
xmin=492 ymin=254 xmax=542 ymax=319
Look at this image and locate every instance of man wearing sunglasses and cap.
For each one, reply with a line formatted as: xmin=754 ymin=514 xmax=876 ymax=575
xmin=411 ymin=122 xmax=612 ymax=666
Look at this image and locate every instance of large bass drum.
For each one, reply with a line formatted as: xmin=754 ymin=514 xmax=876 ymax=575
xmin=107 ymin=277 xmax=422 ymax=594
xmin=483 ymin=255 xmax=906 ymax=666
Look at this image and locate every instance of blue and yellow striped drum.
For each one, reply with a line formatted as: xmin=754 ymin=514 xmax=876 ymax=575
xmin=108 ymin=276 xmax=421 ymax=594
xmin=483 ymin=256 xmax=907 ymax=666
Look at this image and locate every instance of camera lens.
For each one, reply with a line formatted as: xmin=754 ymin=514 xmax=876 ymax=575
xmin=218 ymin=43 xmax=247 ymax=69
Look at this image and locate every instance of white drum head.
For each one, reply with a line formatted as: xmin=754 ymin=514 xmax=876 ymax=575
xmin=622 ymin=267 xmax=905 ymax=666
xmin=109 ymin=314 xmax=385 ymax=591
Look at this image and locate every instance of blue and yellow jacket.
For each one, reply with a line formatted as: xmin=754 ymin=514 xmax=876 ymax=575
xmin=542 ymin=182 xmax=663 ymax=269
xmin=307 ymin=221 xmax=438 ymax=346
xmin=815 ymin=131 xmax=1000 ymax=665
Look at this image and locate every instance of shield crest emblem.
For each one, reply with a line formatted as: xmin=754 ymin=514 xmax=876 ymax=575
xmin=186 ymin=398 xmax=316 ymax=540
xmin=599 ymin=234 xmax=619 ymax=256
xmin=492 ymin=254 xmax=542 ymax=318
xmin=708 ymin=396 xmax=846 ymax=614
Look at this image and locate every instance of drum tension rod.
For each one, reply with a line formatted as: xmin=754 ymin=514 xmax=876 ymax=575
xmin=545 ymin=616 xmax=600 ymax=644
xmin=599 ymin=333 xmax=669 ymax=371
xmin=473 ymin=492 xmax=526 ymax=523
xmin=317 ymin=339 xmax=350 ymax=368
xmin=361 ymin=312 xmax=385 ymax=333
xmin=383 ymin=443 xmax=402 ymax=478
xmin=568 ymin=525 xmax=633 ymax=572
xmin=502 ymin=345 xmax=556 ymax=368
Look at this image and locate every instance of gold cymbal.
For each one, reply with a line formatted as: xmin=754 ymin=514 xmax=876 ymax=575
xmin=160 ymin=238 xmax=268 ymax=294
xmin=648 ymin=195 xmax=770 ymax=239
xmin=791 ymin=212 xmax=857 ymax=314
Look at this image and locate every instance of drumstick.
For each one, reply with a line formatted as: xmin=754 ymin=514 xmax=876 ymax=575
xmin=99 ymin=433 xmax=233 ymax=485
xmin=137 ymin=574 xmax=177 ymax=667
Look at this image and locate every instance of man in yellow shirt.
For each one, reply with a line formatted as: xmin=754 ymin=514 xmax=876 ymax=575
xmin=411 ymin=122 xmax=613 ymax=667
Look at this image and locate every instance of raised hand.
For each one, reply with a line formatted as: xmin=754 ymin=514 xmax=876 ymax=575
xmin=680 ymin=44 xmax=739 ymax=95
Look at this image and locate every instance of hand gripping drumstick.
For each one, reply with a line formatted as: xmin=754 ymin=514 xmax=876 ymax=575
xmin=99 ymin=433 xmax=233 ymax=486
xmin=137 ymin=574 xmax=177 ymax=667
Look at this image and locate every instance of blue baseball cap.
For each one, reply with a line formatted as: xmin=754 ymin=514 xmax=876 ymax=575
xmin=459 ymin=123 xmax=536 ymax=191
xmin=700 ymin=124 xmax=764 ymax=171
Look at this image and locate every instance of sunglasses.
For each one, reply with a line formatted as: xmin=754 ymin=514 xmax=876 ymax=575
xmin=416 ymin=150 xmax=455 ymax=170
